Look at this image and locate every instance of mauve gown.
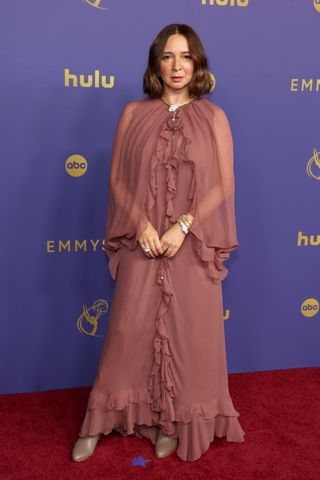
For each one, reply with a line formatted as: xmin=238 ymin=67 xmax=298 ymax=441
xmin=79 ymin=96 xmax=245 ymax=462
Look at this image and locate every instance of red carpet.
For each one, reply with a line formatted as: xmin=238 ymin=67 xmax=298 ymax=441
xmin=1 ymin=367 xmax=319 ymax=480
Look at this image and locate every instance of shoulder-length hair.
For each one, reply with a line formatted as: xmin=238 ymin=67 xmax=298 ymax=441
xmin=143 ymin=24 xmax=212 ymax=99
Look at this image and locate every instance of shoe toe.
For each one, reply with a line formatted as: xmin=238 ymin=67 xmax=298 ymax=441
xmin=72 ymin=434 xmax=101 ymax=462
xmin=155 ymin=437 xmax=177 ymax=458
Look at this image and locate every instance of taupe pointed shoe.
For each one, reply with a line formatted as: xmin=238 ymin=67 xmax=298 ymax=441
xmin=155 ymin=429 xmax=177 ymax=459
xmin=71 ymin=433 xmax=102 ymax=462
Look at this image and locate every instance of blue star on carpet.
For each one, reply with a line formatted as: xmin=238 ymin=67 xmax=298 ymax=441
xmin=130 ymin=455 xmax=152 ymax=467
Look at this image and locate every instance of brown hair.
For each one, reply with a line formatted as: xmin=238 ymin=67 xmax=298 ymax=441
xmin=143 ymin=24 xmax=212 ymax=99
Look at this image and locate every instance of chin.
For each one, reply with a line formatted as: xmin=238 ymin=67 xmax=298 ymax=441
xmin=168 ymin=82 xmax=190 ymax=90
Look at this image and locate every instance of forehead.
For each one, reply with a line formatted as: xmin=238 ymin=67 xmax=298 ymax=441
xmin=163 ymin=34 xmax=189 ymax=51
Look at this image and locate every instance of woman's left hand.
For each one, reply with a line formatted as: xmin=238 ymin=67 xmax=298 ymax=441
xmin=159 ymin=223 xmax=186 ymax=258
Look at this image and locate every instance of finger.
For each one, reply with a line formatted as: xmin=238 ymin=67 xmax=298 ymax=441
xmin=161 ymin=242 xmax=168 ymax=255
xmin=149 ymin=239 xmax=159 ymax=258
xmin=142 ymin=239 xmax=155 ymax=258
xmin=168 ymin=247 xmax=178 ymax=258
xmin=154 ymin=238 xmax=164 ymax=256
xmin=141 ymin=242 xmax=153 ymax=257
xmin=146 ymin=246 xmax=155 ymax=258
xmin=163 ymin=245 xmax=174 ymax=257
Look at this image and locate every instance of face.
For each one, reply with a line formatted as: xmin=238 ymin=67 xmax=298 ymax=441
xmin=158 ymin=34 xmax=195 ymax=95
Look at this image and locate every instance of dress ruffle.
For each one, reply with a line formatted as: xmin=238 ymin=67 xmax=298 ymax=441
xmin=147 ymin=263 xmax=176 ymax=435
xmin=79 ymin=388 xmax=245 ymax=462
xmin=143 ymin=111 xmax=183 ymax=438
xmin=149 ymin=109 xmax=235 ymax=285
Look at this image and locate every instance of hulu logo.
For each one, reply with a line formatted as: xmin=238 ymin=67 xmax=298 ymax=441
xmin=201 ymin=0 xmax=249 ymax=6
xmin=297 ymin=231 xmax=320 ymax=246
xmin=64 ymin=68 xmax=114 ymax=88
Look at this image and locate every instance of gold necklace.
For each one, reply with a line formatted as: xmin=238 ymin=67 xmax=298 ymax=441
xmin=160 ymin=95 xmax=195 ymax=121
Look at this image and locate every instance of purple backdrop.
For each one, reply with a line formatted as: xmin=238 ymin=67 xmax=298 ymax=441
xmin=1 ymin=0 xmax=319 ymax=395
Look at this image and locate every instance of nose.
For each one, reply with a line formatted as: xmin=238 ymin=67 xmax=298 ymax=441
xmin=172 ymin=57 xmax=181 ymax=71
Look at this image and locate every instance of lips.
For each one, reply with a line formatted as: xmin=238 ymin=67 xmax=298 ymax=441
xmin=171 ymin=76 xmax=183 ymax=80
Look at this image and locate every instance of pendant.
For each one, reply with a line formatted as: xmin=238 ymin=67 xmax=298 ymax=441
xmin=168 ymin=104 xmax=180 ymax=112
xmin=169 ymin=105 xmax=178 ymax=121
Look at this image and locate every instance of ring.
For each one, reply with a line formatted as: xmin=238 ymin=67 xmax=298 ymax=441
xmin=143 ymin=246 xmax=151 ymax=253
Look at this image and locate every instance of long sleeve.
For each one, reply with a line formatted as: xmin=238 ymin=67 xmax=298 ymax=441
xmin=103 ymin=102 xmax=148 ymax=279
xmin=189 ymin=105 xmax=238 ymax=249
xmin=186 ymin=104 xmax=239 ymax=283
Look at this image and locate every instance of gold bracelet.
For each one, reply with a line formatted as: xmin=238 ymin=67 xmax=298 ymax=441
xmin=177 ymin=214 xmax=193 ymax=227
xmin=176 ymin=214 xmax=193 ymax=234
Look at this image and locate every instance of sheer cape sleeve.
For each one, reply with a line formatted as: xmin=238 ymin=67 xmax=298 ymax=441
xmin=187 ymin=103 xmax=239 ymax=283
xmin=102 ymin=98 xmax=239 ymax=284
xmin=103 ymin=102 xmax=148 ymax=280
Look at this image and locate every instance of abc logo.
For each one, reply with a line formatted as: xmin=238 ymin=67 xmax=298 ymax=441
xmin=65 ymin=154 xmax=88 ymax=177
xmin=300 ymin=298 xmax=319 ymax=318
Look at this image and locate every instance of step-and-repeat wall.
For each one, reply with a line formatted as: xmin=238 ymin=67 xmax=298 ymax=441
xmin=1 ymin=1 xmax=319 ymax=395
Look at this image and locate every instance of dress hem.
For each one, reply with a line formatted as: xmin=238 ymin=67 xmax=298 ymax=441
xmin=79 ymin=388 xmax=245 ymax=462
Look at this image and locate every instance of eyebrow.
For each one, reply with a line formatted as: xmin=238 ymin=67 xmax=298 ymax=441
xmin=162 ymin=51 xmax=190 ymax=54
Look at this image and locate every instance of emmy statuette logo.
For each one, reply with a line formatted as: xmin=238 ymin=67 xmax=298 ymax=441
xmin=77 ymin=299 xmax=109 ymax=336
xmin=306 ymin=148 xmax=320 ymax=180
xmin=83 ymin=0 xmax=108 ymax=10
xmin=65 ymin=155 xmax=88 ymax=177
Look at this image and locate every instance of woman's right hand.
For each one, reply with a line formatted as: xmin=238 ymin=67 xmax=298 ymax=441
xmin=138 ymin=221 xmax=163 ymax=258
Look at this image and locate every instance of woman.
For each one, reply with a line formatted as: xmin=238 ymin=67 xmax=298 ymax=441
xmin=72 ymin=23 xmax=245 ymax=463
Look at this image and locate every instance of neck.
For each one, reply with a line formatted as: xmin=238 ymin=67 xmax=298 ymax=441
xmin=161 ymin=89 xmax=191 ymax=105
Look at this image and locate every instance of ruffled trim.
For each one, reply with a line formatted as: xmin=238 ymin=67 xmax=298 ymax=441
xmin=146 ymin=109 xmax=196 ymax=224
xmin=147 ymin=255 xmax=176 ymax=435
xmin=189 ymin=229 xmax=236 ymax=284
xmin=150 ymin=109 xmax=235 ymax=285
xmin=144 ymin=111 xmax=189 ymax=437
xmin=106 ymin=212 xmax=149 ymax=280
xmin=79 ymin=388 xmax=245 ymax=462
xmin=79 ymin=388 xmax=154 ymax=438
xmin=107 ymin=248 xmax=122 ymax=281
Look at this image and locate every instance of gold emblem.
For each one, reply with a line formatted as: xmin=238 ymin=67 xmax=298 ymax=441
xmin=314 ymin=0 xmax=320 ymax=13
xmin=83 ymin=0 xmax=108 ymax=10
xmin=77 ymin=300 xmax=109 ymax=337
xmin=209 ymin=72 xmax=216 ymax=93
xmin=306 ymin=148 xmax=320 ymax=180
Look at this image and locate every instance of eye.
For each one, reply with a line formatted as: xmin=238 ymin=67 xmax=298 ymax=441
xmin=162 ymin=54 xmax=171 ymax=60
xmin=183 ymin=54 xmax=192 ymax=59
